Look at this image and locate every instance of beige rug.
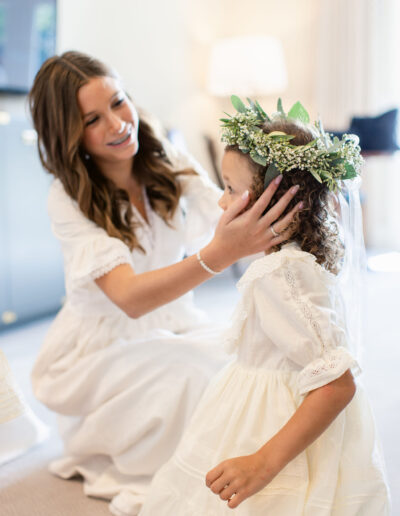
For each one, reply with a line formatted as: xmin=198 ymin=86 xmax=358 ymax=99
xmin=0 ymin=436 xmax=110 ymax=516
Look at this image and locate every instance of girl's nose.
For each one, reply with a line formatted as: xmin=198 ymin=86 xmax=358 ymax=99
xmin=218 ymin=193 xmax=227 ymax=211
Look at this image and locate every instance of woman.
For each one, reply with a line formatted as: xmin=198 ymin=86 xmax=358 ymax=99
xmin=29 ymin=51 xmax=301 ymax=516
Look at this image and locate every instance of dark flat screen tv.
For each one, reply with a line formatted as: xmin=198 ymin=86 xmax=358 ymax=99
xmin=0 ymin=0 xmax=57 ymax=93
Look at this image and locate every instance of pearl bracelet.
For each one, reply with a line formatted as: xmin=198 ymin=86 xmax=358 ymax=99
xmin=196 ymin=251 xmax=221 ymax=276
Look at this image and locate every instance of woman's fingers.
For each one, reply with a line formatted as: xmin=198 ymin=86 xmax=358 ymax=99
xmin=221 ymin=190 xmax=250 ymax=224
xmin=246 ymin=175 xmax=283 ymax=220
xmin=269 ymin=201 xmax=303 ymax=235
xmin=270 ymin=226 xmax=293 ymax=246
xmin=262 ymin=184 xmax=300 ymax=226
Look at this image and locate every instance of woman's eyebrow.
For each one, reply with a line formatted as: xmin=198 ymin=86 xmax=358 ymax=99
xmin=83 ymin=91 xmax=121 ymax=118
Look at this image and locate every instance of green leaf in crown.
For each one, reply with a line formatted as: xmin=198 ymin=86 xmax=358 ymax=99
xmin=231 ymin=95 xmax=247 ymax=113
xmin=287 ymin=101 xmax=310 ymax=124
xmin=220 ymin=95 xmax=363 ymax=192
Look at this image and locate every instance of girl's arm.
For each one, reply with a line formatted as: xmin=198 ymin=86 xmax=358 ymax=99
xmin=96 ymin=180 xmax=301 ymax=318
xmin=206 ymin=369 xmax=356 ymax=509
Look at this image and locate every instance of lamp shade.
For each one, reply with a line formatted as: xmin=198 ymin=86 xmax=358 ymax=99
xmin=208 ymin=35 xmax=287 ymax=97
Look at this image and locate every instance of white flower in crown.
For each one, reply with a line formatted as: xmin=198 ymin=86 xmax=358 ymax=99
xmin=220 ymin=96 xmax=363 ymax=192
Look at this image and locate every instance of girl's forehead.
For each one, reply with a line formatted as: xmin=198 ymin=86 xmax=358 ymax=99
xmin=222 ymin=151 xmax=254 ymax=185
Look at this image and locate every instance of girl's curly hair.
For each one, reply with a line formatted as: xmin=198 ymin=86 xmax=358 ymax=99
xmin=227 ymin=119 xmax=344 ymax=274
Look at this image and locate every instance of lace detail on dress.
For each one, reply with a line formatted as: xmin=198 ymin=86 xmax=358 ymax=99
xmin=237 ymin=253 xmax=287 ymax=292
xmin=298 ymin=346 xmax=361 ymax=394
xmin=90 ymin=256 xmax=132 ymax=281
xmin=236 ymin=243 xmax=321 ymax=293
xmin=283 ymin=266 xmax=326 ymax=351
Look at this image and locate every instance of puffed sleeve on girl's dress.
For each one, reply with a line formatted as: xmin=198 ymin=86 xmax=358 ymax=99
xmin=48 ymin=179 xmax=134 ymax=291
xmin=170 ymin=148 xmax=223 ymax=254
xmin=252 ymin=254 xmax=361 ymax=395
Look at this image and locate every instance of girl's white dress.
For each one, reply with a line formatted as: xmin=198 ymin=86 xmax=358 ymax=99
xmin=140 ymin=243 xmax=390 ymax=516
xmin=31 ymin=153 xmax=229 ymax=516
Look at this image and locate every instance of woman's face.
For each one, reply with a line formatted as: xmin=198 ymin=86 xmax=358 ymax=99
xmin=78 ymin=76 xmax=139 ymax=166
xmin=218 ymin=151 xmax=254 ymax=211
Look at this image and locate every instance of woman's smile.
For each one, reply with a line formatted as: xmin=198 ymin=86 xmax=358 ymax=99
xmin=107 ymin=123 xmax=134 ymax=147
xmin=78 ymin=76 xmax=139 ymax=167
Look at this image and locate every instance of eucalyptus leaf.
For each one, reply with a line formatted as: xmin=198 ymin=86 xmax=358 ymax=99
xmin=246 ymin=97 xmax=257 ymax=111
xmin=309 ymin=168 xmax=323 ymax=183
xmin=288 ymin=101 xmax=310 ymax=123
xmin=250 ymin=151 xmax=267 ymax=166
xmin=255 ymin=100 xmax=270 ymax=121
xmin=300 ymin=139 xmax=318 ymax=149
xmin=326 ymin=141 xmax=341 ymax=153
xmin=268 ymin=131 xmax=295 ymax=141
xmin=263 ymin=163 xmax=280 ymax=189
xmin=231 ymin=95 xmax=247 ymax=113
xmin=331 ymin=157 xmax=345 ymax=165
xmin=316 ymin=118 xmax=330 ymax=147
xmin=320 ymin=170 xmax=333 ymax=179
xmin=343 ymin=163 xmax=357 ymax=179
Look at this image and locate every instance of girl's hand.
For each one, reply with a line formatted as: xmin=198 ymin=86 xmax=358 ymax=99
xmin=202 ymin=178 xmax=302 ymax=271
xmin=205 ymin=453 xmax=277 ymax=509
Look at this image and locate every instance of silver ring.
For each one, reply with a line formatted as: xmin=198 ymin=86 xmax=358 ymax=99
xmin=270 ymin=224 xmax=280 ymax=237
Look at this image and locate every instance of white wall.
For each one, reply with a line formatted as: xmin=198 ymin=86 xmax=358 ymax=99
xmin=56 ymin=0 xmax=321 ymax=170
xmin=2 ymin=0 xmax=398 ymax=249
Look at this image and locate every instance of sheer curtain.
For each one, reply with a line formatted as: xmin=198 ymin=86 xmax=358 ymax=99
xmin=316 ymin=0 xmax=400 ymax=250
xmin=316 ymin=0 xmax=400 ymax=127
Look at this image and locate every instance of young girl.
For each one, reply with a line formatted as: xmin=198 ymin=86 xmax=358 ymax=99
xmin=28 ymin=53 xmax=299 ymax=516
xmin=139 ymin=98 xmax=390 ymax=515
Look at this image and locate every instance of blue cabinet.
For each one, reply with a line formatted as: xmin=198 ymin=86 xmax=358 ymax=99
xmin=0 ymin=115 xmax=65 ymax=330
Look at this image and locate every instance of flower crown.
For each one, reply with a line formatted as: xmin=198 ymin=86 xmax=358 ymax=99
xmin=220 ymin=96 xmax=363 ymax=192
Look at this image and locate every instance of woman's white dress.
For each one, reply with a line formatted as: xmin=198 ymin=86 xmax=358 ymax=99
xmin=31 ymin=154 xmax=229 ymax=516
xmin=140 ymin=243 xmax=390 ymax=516
xmin=0 ymin=350 xmax=48 ymax=466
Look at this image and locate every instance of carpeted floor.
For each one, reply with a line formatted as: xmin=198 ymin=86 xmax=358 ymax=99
xmin=0 ymin=265 xmax=399 ymax=515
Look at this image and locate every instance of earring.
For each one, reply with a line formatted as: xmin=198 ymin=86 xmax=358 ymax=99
xmin=84 ymin=153 xmax=90 ymax=160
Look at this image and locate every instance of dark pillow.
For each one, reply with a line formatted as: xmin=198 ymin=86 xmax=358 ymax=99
xmin=349 ymin=109 xmax=400 ymax=152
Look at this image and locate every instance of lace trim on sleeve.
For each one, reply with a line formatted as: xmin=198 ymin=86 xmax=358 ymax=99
xmin=283 ymin=266 xmax=326 ymax=352
xmin=298 ymin=346 xmax=361 ymax=395
xmin=236 ymin=253 xmax=287 ymax=293
xmin=90 ymin=256 xmax=132 ymax=281
xmin=236 ymin=245 xmax=320 ymax=293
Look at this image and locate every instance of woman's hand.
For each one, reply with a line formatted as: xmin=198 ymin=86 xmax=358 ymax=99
xmin=201 ymin=178 xmax=302 ymax=271
xmin=205 ymin=452 xmax=277 ymax=509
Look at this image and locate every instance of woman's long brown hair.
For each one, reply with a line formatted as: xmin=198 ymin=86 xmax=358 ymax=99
xmin=29 ymin=51 xmax=195 ymax=252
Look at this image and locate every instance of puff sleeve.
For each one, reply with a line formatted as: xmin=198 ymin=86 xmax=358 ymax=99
xmin=48 ymin=180 xmax=134 ymax=292
xmin=170 ymin=148 xmax=223 ymax=254
xmin=253 ymin=256 xmax=361 ymax=395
